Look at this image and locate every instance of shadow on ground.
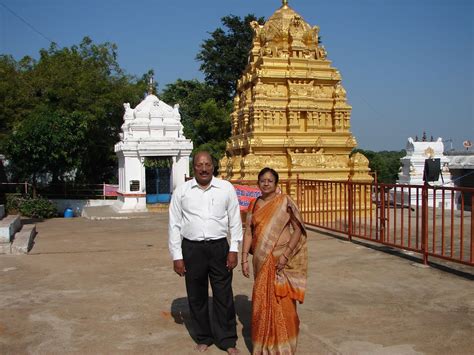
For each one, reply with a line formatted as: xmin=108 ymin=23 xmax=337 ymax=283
xmin=171 ymin=295 xmax=253 ymax=353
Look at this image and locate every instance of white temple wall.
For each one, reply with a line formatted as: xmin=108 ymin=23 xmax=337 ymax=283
xmin=172 ymin=154 xmax=190 ymax=190
xmin=124 ymin=156 xmax=145 ymax=193
xmin=118 ymin=156 xmax=125 ymax=193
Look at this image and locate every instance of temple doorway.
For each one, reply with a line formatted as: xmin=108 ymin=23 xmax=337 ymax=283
xmin=145 ymin=157 xmax=172 ymax=204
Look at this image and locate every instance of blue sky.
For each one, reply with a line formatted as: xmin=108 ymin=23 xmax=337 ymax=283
xmin=1 ymin=0 xmax=472 ymax=151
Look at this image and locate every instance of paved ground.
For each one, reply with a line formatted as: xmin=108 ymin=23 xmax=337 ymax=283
xmin=0 ymin=213 xmax=473 ymax=354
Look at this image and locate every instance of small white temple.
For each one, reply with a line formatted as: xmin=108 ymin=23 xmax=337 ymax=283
xmin=113 ymin=85 xmax=193 ymax=212
xmin=395 ymin=134 xmax=453 ymax=208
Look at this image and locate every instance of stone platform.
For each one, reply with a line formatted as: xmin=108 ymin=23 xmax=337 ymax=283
xmin=0 ymin=205 xmax=37 ymax=255
xmin=82 ymin=205 xmax=160 ymax=220
xmin=0 ymin=214 xmax=472 ymax=354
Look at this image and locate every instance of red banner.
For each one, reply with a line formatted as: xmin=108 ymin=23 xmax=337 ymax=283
xmin=233 ymin=184 xmax=261 ymax=211
xmin=103 ymin=184 xmax=119 ymax=197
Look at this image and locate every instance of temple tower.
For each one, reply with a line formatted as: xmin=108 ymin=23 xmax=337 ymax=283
xmin=219 ymin=1 xmax=371 ymax=188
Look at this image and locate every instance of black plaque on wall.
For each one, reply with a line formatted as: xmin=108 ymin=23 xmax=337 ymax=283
xmin=130 ymin=180 xmax=140 ymax=191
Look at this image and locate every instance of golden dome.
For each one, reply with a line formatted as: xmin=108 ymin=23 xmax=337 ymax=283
xmin=253 ymin=2 xmax=319 ymax=54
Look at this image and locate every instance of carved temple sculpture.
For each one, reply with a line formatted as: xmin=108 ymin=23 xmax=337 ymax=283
xmin=219 ymin=1 xmax=372 ymax=194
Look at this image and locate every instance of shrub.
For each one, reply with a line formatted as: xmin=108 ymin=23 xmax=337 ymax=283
xmin=5 ymin=193 xmax=22 ymax=213
xmin=6 ymin=194 xmax=57 ymax=219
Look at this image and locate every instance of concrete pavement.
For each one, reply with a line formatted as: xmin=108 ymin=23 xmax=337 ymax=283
xmin=0 ymin=213 xmax=473 ymax=354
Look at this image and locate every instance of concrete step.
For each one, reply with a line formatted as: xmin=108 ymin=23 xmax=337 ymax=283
xmin=146 ymin=203 xmax=169 ymax=213
xmin=0 ymin=242 xmax=11 ymax=254
xmin=0 ymin=215 xmax=21 ymax=243
xmin=0 ymin=205 xmax=4 ymax=219
xmin=11 ymin=224 xmax=37 ymax=255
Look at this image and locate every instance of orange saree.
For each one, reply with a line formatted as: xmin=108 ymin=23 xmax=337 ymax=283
xmin=246 ymin=194 xmax=308 ymax=354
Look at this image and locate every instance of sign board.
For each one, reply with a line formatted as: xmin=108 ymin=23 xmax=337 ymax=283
xmin=234 ymin=185 xmax=261 ymax=211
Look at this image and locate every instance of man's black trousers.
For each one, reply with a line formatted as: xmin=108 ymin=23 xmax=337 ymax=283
xmin=182 ymin=238 xmax=237 ymax=350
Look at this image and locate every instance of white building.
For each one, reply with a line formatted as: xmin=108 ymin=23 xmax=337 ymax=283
xmin=395 ymin=136 xmax=453 ymax=208
xmin=113 ymin=92 xmax=192 ymax=212
xmin=445 ymin=151 xmax=474 ymax=211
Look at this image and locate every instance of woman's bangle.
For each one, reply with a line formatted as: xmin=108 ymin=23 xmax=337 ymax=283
xmin=241 ymin=261 xmax=248 ymax=264
xmin=242 ymin=251 xmax=249 ymax=254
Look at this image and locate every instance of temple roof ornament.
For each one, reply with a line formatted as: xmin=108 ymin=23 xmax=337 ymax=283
xmin=254 ymin=2 xmax=319 ymax=56
xmin=119 ymin=94 xmax=184 ymax=142
xmin=132 ymin=94 xmax=180 ymax=121
xmin=147 ymin=76 xmax=155 ymax=96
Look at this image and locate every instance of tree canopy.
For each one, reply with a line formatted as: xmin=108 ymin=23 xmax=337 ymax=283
xmin=159 ymin=14 xmax=265 ymax=160
xmin=2 ymin=13 xmax=265 ymax=184
xmin=160 ymin=79 xmax=231 ymax=161
xmin=6 ymin=108 xmax=88 ymax=188
xmin=352 ymin=149 xmax=405 ymax=184
xmin=196 ymin=14 xmax=265 ymax=104
xmin=1 ymin=37 xmax=149 ymax=184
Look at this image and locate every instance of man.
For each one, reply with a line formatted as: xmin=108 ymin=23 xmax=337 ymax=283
xmin=168 ymin=151 xmax=242 ymax=354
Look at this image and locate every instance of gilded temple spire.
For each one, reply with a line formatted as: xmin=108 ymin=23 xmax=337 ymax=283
xmin=219 ymin=1 xmax=371 ymax=185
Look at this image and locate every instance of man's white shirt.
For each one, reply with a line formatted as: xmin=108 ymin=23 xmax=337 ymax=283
xmin=168 ymin=176 xmax=243 ymax=260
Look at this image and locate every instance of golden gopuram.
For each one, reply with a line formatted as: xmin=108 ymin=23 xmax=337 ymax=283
xmin=219 ymin=0 xmax=372 ymax=194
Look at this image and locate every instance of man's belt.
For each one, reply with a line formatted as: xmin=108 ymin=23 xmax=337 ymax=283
xmin=183 ymin=238 xmax=226 ymax=244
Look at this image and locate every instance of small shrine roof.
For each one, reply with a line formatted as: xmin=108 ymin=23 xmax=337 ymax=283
xmin=132 ymin=94 xmax=179 ymax=120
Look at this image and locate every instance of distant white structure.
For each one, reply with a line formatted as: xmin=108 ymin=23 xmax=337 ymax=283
xmin=445 ymin=150 xmax=474 ymax=211
xmin=113 ymin=92 xmax=192 ymax=213
xmin=395 ymin=136 xmax=453 ymax=208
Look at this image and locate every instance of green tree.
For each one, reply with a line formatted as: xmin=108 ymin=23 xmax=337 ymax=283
xmin=1 ymin=37 xmax=149 ymax=183
xmin=0 ymin=55 xmax=19 ymax=141
xmin=196 ymin=14 xmax=265 ymax=103
xmin=161 ymin=80 xmax=231 ymax=160
xmin=161 ymin=14 xmax=263 ymax=161
xmin=160 ymin=79 xmax=216 ymax=142
xmin=193 ymin=99 xmax=231 ymax=159
xmin=352 ymin=149 xmax=405 ymax=184
xmin=0 ymin=55 xmax=36 ymax=144
xmin=5 ymin=108 xmax=88 ymax=193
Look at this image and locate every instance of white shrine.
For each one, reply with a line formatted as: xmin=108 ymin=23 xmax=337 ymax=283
xmin=395 ymin=135 xmax=453 ymax=208
xmin=113 ymin=89 xmax=193 ymax=213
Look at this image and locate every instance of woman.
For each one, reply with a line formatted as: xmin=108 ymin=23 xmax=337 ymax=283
xmin=241 ymin=167 xmax=307 ymax=354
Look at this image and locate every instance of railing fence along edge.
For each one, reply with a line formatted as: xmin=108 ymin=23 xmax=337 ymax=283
xmin=0 ymin=182 xmax=118 ymax=199
xmin=295 ymin=178 xmax=473 ymax=267
xmin=2 ymin=178 xmax=472 ymax=267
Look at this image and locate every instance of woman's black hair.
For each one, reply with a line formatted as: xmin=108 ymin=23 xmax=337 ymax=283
xmin=258 ymin=167 xmax=279 ymax=184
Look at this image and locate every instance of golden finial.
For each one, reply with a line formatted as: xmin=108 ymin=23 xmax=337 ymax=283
xmin=147 ymin=76 xmax=154 ymax=95
xmin=282 ymin=0 xmax=289 ymax=8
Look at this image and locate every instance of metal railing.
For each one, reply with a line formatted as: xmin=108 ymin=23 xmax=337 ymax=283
xmin=0 ymin=182 xmax=118 ymax=200
xmin=3 ymin=178 xmax=471 ymax=267
xmin=296 ymin=179 xmax=473 ymax=267
xmin=0 ymin=182 xmax=31 ymax=195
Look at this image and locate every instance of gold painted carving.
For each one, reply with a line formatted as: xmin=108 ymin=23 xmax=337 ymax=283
xmin=219 ymin=2 xmax=371 ymax=187
xmin=424 ymin=147 xmax=435 ymax=158
xmin=350 ymin=152 xmax=369 ymax=167
xmin=291 ymin=151 xmax=326 ymax=168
